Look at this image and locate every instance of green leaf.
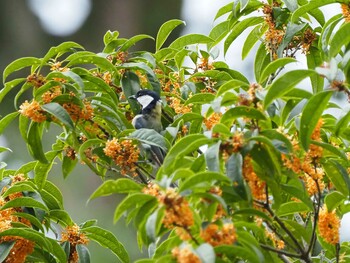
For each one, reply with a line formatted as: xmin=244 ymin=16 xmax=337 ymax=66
xmin=27 ymin=122 xmax=48 ymax=163
xmin=67 ymin=55 xmax=117 ymax=73
xmin=242 ymin=25 xmax=265 ymax=60
xmin=224 ymin=17 xmax=264 ymax=55
xmin=156 ymin=19 xmax=185 ymax=51
xmin=34 ymin=151 xmax=58 ymax=190
xmin=221 ymin=106 xmax=267 ymax=124
xmin=42 ymin=41 xmax=84 ymax=64
xmin=0 ymin=241 xmax=15 ymax=262
xmin=13 ymin=212 xmax=45 ymax=233
xmin=208 ymin=21 xmax=230 ymax=49
xmin=254 ymin=42 xmax=270 ymax=82
xmin=103 ymin=30 xmax=119 ymax=45
xmin=0 ymin=112 xmax=19 ymax=135
xmin=226 ymin=153 xmax=248 ymax=200
xmin=205 ymin=141 xmax=221 ymax=172
xmin=280 ymin=184 xmax=313 ymax=209
xmin=3 ymin=57 xmax=42 ymax=83
xmin=62 ymin=155 xmax=78 ymax=179
xmin=307 ymin=47 xmax=324 ymax=93
xmin=277 ymin=201 xmax=311 ymax=216
xmin=323 ymin=160 xmax=350 ymax=196
xmin=330 ymin=22 xmax=350 ymax=58
xmin=0 ymin=147 xmax=12 ymax=154
xmin=89 ymin=179 xmax=142 ymax=201
xmin=310 ymin=140 xmax=348 ymax=161
xmin=196 ymin=243 xmax=215 ymax=263
xmin=114 ymin=193 xmax=156 ymax=222
xmin=1 ymin=197 xmax=48 ymax=211
xmin=78 ymin=139 xmax=105 ymax=176
xmin=184 ymin=93 xmax=215 ymax=105
xmin=129 ymin=128 xmax=170 ymax=151
xmin=2 ymin=181 xmax=37 ymax=198
xmin=76 ymin=244 xmax=91 ymax=263
xmin=42 ymin=180 xmax=64 ymax=205
xmin=277 ymin=22 xmax=306 ymax=58
xmin=264 ymin=69 xmax=316 ymax=108
xmin=163 ymin=134 xmax=211 ymax=174
xmin=299 ymin=91 xmax=332 ymax=150
xmin=41 ymin=103 xmax=74 ymax=130
xmin=83 ymin=226 xmax=129 ymax=263
xmin=169 ymin=34 xmax=214 ymax=50
xmin=215 ymin=245 xmax=261 ymax=263
xmin=120 ymin=34 xmax=154 ymax=51
xmin=325 ymin=191 xmax=346 ymax=211
xmin=0 ymin=78 xmax=26 ymax=103
xmin=259 ymin=57 xmax=297 ymax=83
xmin=46 ymin=237 xmax=68 ymax=263
xmin=48 ymin=210 xmax=74 ymax=226
xmin=335 ymin=110 xmax=350 ymax=137
xmin=216 ymin=79 xmax=249 ymax=96
xmin=0 ymin=228 xmax=50 ymax=250
xmin=179 ymin=171 xmax=230 ymax=192
xmin=282 ymin=0 xmax=298 ymax=11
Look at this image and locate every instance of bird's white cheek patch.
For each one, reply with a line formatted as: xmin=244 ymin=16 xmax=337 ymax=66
xmin=137 ymin=95 xmax=154 ymax=109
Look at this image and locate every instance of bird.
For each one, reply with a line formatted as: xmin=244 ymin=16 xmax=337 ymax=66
xmin=129 ymin=89 xmax=166 ymax=167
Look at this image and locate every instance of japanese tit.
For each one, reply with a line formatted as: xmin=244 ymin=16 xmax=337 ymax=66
xmin=129 ymin=89 xmax=165 ymax=165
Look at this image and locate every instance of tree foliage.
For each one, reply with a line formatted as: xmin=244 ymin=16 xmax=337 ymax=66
xmin=1 ymin=0 xmax=350 ymax=262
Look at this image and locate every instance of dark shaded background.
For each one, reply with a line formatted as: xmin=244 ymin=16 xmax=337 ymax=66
xmin=0 ymin=1 xmax=183 ymax=261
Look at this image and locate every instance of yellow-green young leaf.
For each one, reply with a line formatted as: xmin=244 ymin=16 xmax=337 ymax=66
xmin=41 ymin=103 xmax=74 ymax=130
xmin=0 ymin=241 xmax=15 ymax=262
xmin=325 ymin=191 xmax=346 ymax=211
xmin=89 ymin=179 xmax=142 ymax=201
xmin=0 ymin=112 xmax=19 ymax=135
xmin=103 ymin=30 xmax=119 ymax=45
xmin=179 ymin=171 xmax=230 ymax=192
xmin=291 ymin=0 xmax=343 ymax=23
xmin=264 ymin=69 xmax=316 ymax=109
xmin=259 ymin=57 xmax=297 ymax=83
xmin=224 ymin=16 xmax=264 ymax=56
xmin=83 ymin=226 xmax=130 ymax=263
xmin=184 ymin=93 xmax=215 ymax=105
xmin=323 ymin=160 xmax=350 ymax=196
xmin=76 ymin=244 xmax=90 ymax=263
xmin=156 ymin=19 xmax=185 ymax=51
xmin=0 ymin=147 xmax=12 ymax=154
xmin=1 ymin=197 xmax=48 ymax=211
xmin=163 ymin=134 xmax=211 ymax=174
xmin=27 ymin=122 xmax=48 ymax=164
xmin=120 ymin=34 xmax=154 ymax=51
xmin=208 ymin=20 xmax=230 ymax=49
xmin=221 ymin=106 xmax=267 ymax=124
xmin=0 ymin=78 xmax=26 ymax=103
xmin=299 ymin=91 xmax=332 ymax=150
xmin=169 ymin=34 xmax=214 ymax=50
xmin=42 ymin=41 xmax=84 ymax=64
xmin=214 ymin=245 xmax=261 ymax=263
xmin=277 ymin=201 xmax=311 ymax=216
xmin=3 ymin=57 xmax=42 ymax=83
xmin=330 ymin=22 xmax=350 ymax=58
xmin=48 ymin=210 xmax=74 ymax=226
xmin=215 ymin=2 xmax=233 ymax=20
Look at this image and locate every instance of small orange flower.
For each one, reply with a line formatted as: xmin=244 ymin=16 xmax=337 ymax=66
xmin=41 ymin=86 xmax=62 ymax=103
xmin=265 ymin=229 xmax=285 ymax=249
xmin=19 ymin=100 xmax=46 ymax=122
xmin=341 ymin=3 xmax=350 ymax=22
xmin=63 ymin=100 xmax=94 ymax=122
xmin=61 ymin=224 xmax=89 ymax=263
xmin=318 ymin=205 xmax=340 ymax=245
xmin=200 ymin=223 xmax=236 ymax=246
xmin=243 ymin=156 xmax=266 ymax=201
xmin=204 ymin=112 xmax=221 ymax=130
xmin=169 ymin=97 xmax=192 ymax=114
xmin=172 ymin=246 xmax=201 ymax=263
xmin=27 ymin=73 xmax=46 ymax=88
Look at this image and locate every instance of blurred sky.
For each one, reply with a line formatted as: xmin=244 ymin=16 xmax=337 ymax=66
xmin=1 ymin=0 xmax=349 ymax=257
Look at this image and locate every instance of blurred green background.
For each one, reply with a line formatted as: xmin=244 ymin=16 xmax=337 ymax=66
xmin=0 ymin=0 xmax=185 ymax=261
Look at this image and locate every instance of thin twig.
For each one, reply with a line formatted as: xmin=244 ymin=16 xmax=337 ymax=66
xmin=260 ymin=244 xmax=302 ymax=258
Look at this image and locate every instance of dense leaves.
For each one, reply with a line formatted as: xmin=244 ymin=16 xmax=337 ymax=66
xmin=1 ymin=0 xmax=350 ymax=262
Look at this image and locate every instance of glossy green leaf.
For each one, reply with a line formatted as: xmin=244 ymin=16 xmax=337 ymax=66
xmin=277 ymin=201 xmax=311 ymax=216
xmin=205 ymin=141 xmax=221 ymax=172
xmin=0 ymin=228 xmax=50 ymax=250
xmin=325 ymin=191 xmax=345 ymax=211
xmin=120 ymin=34 xmax=154 ymax=51
xmin=196 ymin=243 xmax=215 ymax=263
xmin=299 ymin=91 xmax=332 ymax=150
xmin=310 ymin=140 xmax=347 ymax=161
xmin=78 ymin=139 xmax=105 ymax=176
xmin=307 ymin=47 xmax=324 ymax=93
xmin=76 ymin=244 xmax=91 ymax=263
xmin=242 ymin=25 xmax=264 ymax=60
xmin=329 ymin=22 xmax=350 ymax=58
xmin=323 ymin=160 xmax=350 ymax=196
xmin=67 ymin=55 xmax=116 ymax=72
xmin=224 ymin=17 xmax=264 ymax=55
xmin=62 ymin=155 xmax=78 ymax=179
xmin=1 ymin=196 xmax=48 ymax=211
xmin=48 ymin=210 xmax=74 ymax=226
xmin=226 ymin=153 xmax=248 ymax=200
xmin=208 ymin=20 xmax=230 ymax=49
xmin=216 ymin=79 xmax=249 ymax=96
xmin=184 ymin=93 xmax=215 ymax=105
xmin=2 ymin=181 xmax=37 ymax=198
xmin=335 ymin=110 xmax=350 ymax=137
xmin=129 ymin=128 xmax=170 ymax=151
xmin=0 ymin=112 xmax=19 ymax=135
xmin=179 ymin=171 xmax=230 ymax=192
xmin=156 ymin=19 xmax=185 ymax=51
xmin=82 ymin=226 xmax=129 ymax=263
xmin=169 ymin=34 xmax=214 ymax=50
xmin=264 ymin=69 xmax=316 ymax=108
xmin=221 ymin=106 xmax=267 ymax=124
xmin=277 ymin=22 xmax=306 ymax=58
xmin=41 ymin=103 xmax=74 ymax=130
xmin=34 ymin=151 xmax=58 ymax=190
xmin=0 ymin=241 xmax=15 ymax=262
xmin=0 ymin=78 xmax=26 ymax=103
xmin=215 ymin=245 xmax=261 ymax=263
xmin=46 ymin=237 xmax=68 ymax=263
xmin=13 ymin=212 xmax=45 ymax=232
xmin=42 ymin=41 xmax=84 ymax=64
xmin=27 ymin=122 xmax=47 ymax=163
xmin=280 ymin=184 xmax=313 ymax=209
xmin=163 ymin=134 xmax=211 ymax=174
xmin=254 ymin=42 xmax=270 ymax=82
xmin=89 ymin=179 xmax=142 ymax=200
xmin=3 ymin=57 xmax=42 ymax=83
xmin=259 ymin=57 xmax=297 ymax=83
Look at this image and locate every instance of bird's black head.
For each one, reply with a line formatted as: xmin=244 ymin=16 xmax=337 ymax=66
xmin=130 ymin=89 xmax=161 ymax=113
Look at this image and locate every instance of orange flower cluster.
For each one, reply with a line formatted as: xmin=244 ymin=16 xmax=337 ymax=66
xmin=204 ymin=112 xmax=222 ymax=130
xmin=169 ymin=97 xmax=192 ymax=114
xmin=200 ymin=223 xmax=236 ymax=246
xmin=50 ymin=61 xmax=69 ymax=72
xmin=135 ymin=70 xmax=148 ymax=87
xmin=197 ymin=57 xmax=214 ymax=71
xmin=61 ymin=224 xmax=89 ymax=263
xmin=204 ymin=187 xmax=226 ymax=220
xmin=263 ymin=4 xmax=285 ymax=59
xmin=172 ymin=246 xmax=201 ymax=263
xmin=243 ymin=156 xmax=266 ymax=201
xmin=265 ymin=229 xmax=285 ymax=249
xmin=115 ymin=51 xmax=128 ymax=64
xmin=0 ymin=175 xmax=34 ymax=263
xmin=19 ymin=100 xmax=46 ymax=122
xmin=282 ymin=119 xmax=325 ymax=196
xmin=160 ymin=188 xmax=194 ymax=229
xmin=103 ymin=138 xmax=140 ymax=176
xmin=41 ymin=86 xmax=62 ymax=103
xmin=341 ymin=3 xmax=350 ymax=22
xmin=318 ymin=205 xmax=340 ymax=245
xmin=300 ymin=28 xmax=316 ymax=54
xmin=102 ymin=72 xmax=112 ymax=85
xmin=221 ymin=132 xmax=244 ymax=161
xmin=63 ymin=100 xmax=94 ymax=122
xmin=27 ymin=73 xmax=46 ymax=88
